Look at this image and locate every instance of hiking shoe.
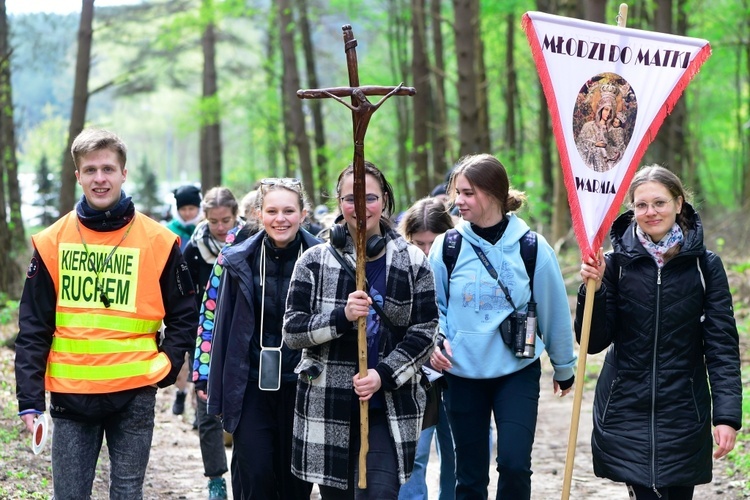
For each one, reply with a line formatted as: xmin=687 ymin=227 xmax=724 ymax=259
xmin=172 ymin=390 xmax=186 ymax=415
xmin=208 ymin=477 xmax=227 ymax=500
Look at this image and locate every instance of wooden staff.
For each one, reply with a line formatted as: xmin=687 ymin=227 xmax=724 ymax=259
xmin=561 ymin=8 xmax=628 ymax=499
xmin=343 ymin=26 xmax=371 ymax=490
xmin=297 ymin=24 xmax=415 ymax=489
xmin=560 ymin=278 xmax=596 ymax=500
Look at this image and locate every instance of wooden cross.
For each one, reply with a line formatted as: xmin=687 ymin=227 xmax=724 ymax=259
xmin=297 ymin=24 xmax=416 ymax=489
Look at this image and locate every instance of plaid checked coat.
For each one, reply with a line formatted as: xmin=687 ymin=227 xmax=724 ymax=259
xmin=283 ymin=226 xmax=438 ymax=490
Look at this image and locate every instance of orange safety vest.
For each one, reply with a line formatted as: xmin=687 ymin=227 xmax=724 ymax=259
xmin=32 ymin=211 xmax=179 ymax=394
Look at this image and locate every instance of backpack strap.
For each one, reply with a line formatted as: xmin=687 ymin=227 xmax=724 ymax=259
xmin=442 ymin=229 xmax=462 ymax=301
xmin=520 ymin=231 xmax=538 ymax=301
xmin=442 ymin=228 xmax=537 ymax=299
xmin=442 ymin=229 xmax=462 ymax=279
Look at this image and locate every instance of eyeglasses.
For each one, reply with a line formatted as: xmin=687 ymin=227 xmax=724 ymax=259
xmin=340 ymin=194 xmax=380 ymax=206
xmin=260 ymin=178 xmax=302 ymax=192
xmin=631 ymin=197 xmax=675 ymax=215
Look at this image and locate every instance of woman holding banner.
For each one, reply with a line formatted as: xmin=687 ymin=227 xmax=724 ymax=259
xmin=428 ymin=153 xmax=576 ymax=499
xmin=576 ymin=165 xmax=741 ymax=500
xmin=206 ymin=178 xmax=319 ymax=499
xmin=283 ymin=162 xmax=438 ymax=499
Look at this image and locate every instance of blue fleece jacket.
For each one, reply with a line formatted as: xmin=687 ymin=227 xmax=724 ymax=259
xmin=428 ymin=214 xmax=576 ymax=381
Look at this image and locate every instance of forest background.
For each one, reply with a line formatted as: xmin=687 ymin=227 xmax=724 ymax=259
xmin=0 ymin=0 xmax=748 ymax=495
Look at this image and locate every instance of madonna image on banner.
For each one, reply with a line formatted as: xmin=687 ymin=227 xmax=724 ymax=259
xmin=574 ymin=72 xmax=637 ymax=173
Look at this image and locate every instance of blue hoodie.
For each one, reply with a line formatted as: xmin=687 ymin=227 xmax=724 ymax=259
xmin=428 ymin=214 xmax=576 ymax=381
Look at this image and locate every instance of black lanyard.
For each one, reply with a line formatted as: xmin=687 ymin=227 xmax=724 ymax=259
xmin=76 ymin=218 xmax=134 ymax=307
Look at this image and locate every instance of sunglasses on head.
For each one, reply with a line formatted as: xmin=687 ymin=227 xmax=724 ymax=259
xmin=260 ymin=178 xmax=302 ymax=192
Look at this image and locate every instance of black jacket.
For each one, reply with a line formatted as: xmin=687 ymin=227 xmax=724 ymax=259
xmin=206 ymin=229 xmax=321 ymax=433
xmin=183 ymin=239 xmax=215 ymax=309
xmin=574 ymin=204 xmax=741 ymax=488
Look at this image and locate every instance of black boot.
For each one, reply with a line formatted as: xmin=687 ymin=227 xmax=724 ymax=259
xmin=172 ymin=390 xmax=186 ymax=415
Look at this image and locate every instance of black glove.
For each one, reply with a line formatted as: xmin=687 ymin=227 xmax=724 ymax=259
xmin=557 ymin=375 xmax=575 ymax=391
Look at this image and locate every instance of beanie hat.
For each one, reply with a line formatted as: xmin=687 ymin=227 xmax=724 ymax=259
xmin=174 ymin=185 xmax=202 ymax=209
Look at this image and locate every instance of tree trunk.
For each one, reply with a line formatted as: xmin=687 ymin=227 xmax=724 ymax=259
xmin=503 ymin=12 xmax=518 ymax=164
xmin=411 ymin=0 xmax=431 ymax=199
xmin=550 ymin=0 xmax=580 ymax=246
xmin=453 ymin=0 xmax=482 ymax=156
xmin=0 ymin=1 xmax=10 ymax=292
xmin=296 ymin=0 xmax=326 ymax=204
xmin=430 ymin=0 xmax=449 ymax=184
xmin=654 ymin=0 xmax=672 ymax=33
xmin=387 ymin=0 xmax=412 ymax=207
xmin=278 ymin=0 xmax=314 ymax=194
xmin=534 ymin=0 xmax=555 ymax=232
xmin=264 ymin=7 xmax=281 ymax=176
xmin=0 ymin=0 xmax=22 ymax=247
xmin=675 ymin=0 xmax=697 ymax=195
xmin=59 ymin=0 xmax=94 ymax=217
xmin=743 ymin=1 xmax=750 ymax=208
xmin=647 ymin=0 xmax=687 ymax=180
xmin=584 ymin=0 xmax=607 ymax=23
xmin=200 ymin=0 xmax=222 ymax=190
xmin=473 ymin=0 xmax=490 ymax=152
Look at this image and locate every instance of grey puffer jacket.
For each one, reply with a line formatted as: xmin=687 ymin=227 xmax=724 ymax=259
xmin=574 ymin=204 xmax=741 ymax=489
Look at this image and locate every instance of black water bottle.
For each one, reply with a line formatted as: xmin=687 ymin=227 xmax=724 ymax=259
xmin=521 ymin=302 xmax=537 ymax=358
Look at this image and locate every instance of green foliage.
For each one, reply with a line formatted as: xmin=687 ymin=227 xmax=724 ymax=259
xmin=726 ymin=360 xmax=750 ymax=485
xmin=6 ymin=0 xmax=750 ymax=230
xmin=17 ymin=106 xmax=68 ymax=175
xmin=0 ymin=295 xmax=18 ymax=327
xmin=679 ymin=0 xmax=749 ymax=207
xmin=132 ymin=157 xmax=165 ymax=219
xmin=32 ymin=155 xmax=59 ymax=226
xmin=9 ymin=13 xmax=77 ymax=137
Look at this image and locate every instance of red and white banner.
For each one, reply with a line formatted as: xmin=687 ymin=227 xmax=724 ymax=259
xmin=522 ymin=11 xmax=710 ymax=257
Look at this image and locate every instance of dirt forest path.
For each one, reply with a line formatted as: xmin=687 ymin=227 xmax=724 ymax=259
xmin=2 ymin=344 xmax=746 ymax=499
xmin=139 ymin=357 xmax=747 ymax=500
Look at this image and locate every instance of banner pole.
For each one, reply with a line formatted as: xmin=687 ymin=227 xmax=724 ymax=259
xmin=562 ymin=10 xmax=628 ymax=497
xmin=561 ymin=277 xmax=597 ymax=500
xmin=618 ymin=3 xmax=629 ymax=27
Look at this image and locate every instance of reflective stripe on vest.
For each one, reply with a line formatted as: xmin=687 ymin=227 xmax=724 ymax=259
xmin=48 ymin=356 xmax=170 ymax=381
xmin=52 ymin=336 xmax=158 ymax=354
xmin=56 ymin=312 xmax=161 ymax=334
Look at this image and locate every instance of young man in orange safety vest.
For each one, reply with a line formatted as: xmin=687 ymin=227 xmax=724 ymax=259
xmin=15 ymin=128 xmax=198 ymax=499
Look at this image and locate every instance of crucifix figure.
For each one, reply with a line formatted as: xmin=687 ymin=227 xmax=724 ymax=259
xmin=297 ymin=24 xmax=416 ymax=489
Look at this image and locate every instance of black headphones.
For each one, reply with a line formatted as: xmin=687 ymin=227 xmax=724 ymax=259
xmin=330 ymin=215 xmax=386 ymax=258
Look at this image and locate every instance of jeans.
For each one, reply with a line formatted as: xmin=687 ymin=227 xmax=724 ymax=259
xmin=444 ymin=360 xmax=541 ymax=500
xmin=231 ymin=381 xmax=312 ymax=499
xmin=51 ymin=386 xmax=157 ymax=500
xmin=318 ymin=409 xmax=400 ymax=500
xmin=398 ymin=398 xmax=455 ymax=500
xmin=196 ymin=395 xmax=228 ymax=478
